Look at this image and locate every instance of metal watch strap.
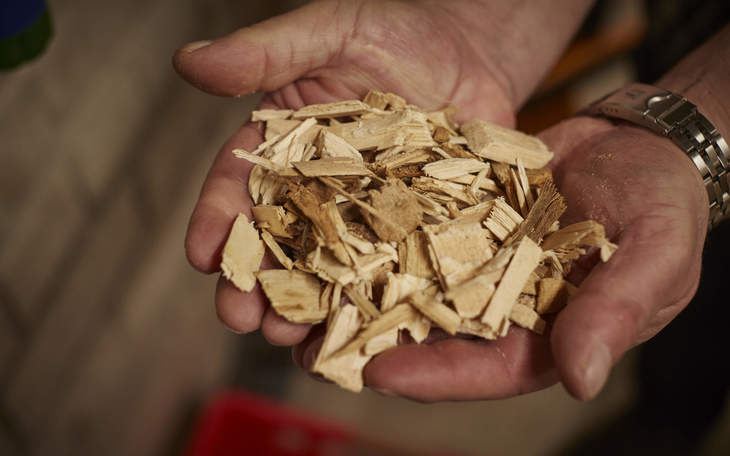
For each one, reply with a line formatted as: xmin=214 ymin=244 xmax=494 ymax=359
xmin=586 ymin=83 xmax=730 ymax=229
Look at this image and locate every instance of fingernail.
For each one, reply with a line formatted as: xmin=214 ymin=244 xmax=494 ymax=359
xmin=221 ymin=321 xmax=245 ymax=334
xmin=371 ymin=387 xmax=396 ymax=397
xmin=181 ymin=40 xmax=213 ymax=53
xmin=583 ymin=342 xmax=611 ymax=399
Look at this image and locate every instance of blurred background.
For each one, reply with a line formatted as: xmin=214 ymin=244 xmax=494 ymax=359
xmin=1 ymin=0 xmax=728 ymax=455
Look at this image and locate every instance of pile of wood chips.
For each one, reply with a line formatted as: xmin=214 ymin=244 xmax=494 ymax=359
xmin=220 ymin=90 xmax=617 ymax=392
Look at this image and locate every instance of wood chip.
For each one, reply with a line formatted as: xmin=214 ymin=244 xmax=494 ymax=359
xmin=363 ymin=90 xmax=406 ymax=111
xmin=484 ymin=198 xmax=524 ymax=241
xmin=313 ymin=304 xmax=371 ymax=392
xmin=506 ymin=179 xmax=566 ymax=245
xmin=422 ymin=158 xmax=489 ymax=180
xmin=221 ymin=213 xmax=265 ymax=292
xmin=217 ymin=90 xmax=619 ymax=392
xmin=337 ymin=303 xmax=418 ymax=356
xmin=293 ymin=157 xmax=372 ymax=177
xmin=542 ymin=220 xmax=617 ymax=262
xmin=462 ymin=119 xmax=553 ymax=169
xmin=425 ymin=221 xmax=494 ymax=288
xmin=510 ymin=303 xmax=546 ymax=334
xmin=364 ymin=179 xmax=422 ymax=242
xmin=343 ymin=284 xmax=381 ymax=321
xmin=536 ymin=277 xmax=571 ymax=314
xmin=292 ymin=100 xmax=371 ymax=119
xmin=398 ymin=231 xmax=436 ymax=279
xmin=252 ymin=109 xmax=293 ymax=121
xmin=252 ymin=205 xmax=297 ymax=238
xmin=381 ymin=272 xmax=432 ymax=312
xmin=265 ymin=118 xmax=302 ymax=141
xmin=409 ymin=290 xmax=461 ymax=335
xmin=256 ymin=269 xmax=326 ymax=323
xmin=481 ymin=237 xmax=542 ymax=332
xmin=317 ymin=130 xmax=364 ymax=161
xmin=445 ymin=274 xmax=498 ymax=319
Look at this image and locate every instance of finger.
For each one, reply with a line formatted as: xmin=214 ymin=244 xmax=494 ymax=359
xmin=363 ymin=328 xmax=557 ymax=402
xmin=215 ymin=274 xmax=266 ymax=334
xmin=172 ymin=0 xmax=354 ymax=97
xmin=184 ymin=122 xmax=262 ymax=273
xmin=292 ymin=326 xmax=327 ymax=369
xmin=261 ymin=306 xmax=312 ymax=346
xmin=551 ymin=217 xmax=703 ymax=400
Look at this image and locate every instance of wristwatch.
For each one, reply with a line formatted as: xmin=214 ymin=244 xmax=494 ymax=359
xmin=585 ymin=82 xmax=730 ymax=230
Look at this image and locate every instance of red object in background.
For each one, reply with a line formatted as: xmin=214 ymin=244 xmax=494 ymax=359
xmin=184 ymin=392 xmax=464 ymax=456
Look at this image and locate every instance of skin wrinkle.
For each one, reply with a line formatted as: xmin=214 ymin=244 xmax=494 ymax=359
xmin=404 ymin=1 xmax=496 ymax=114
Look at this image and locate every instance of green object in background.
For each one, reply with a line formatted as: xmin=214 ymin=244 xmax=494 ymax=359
xmin=0 ymin=1 xmax=53 ymax=70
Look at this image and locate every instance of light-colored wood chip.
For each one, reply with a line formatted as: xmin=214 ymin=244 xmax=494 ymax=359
xmin=343 ymin=284 xmax=381 ymax=321
xmin=292 ymin=157 xmax=372 ymax=177
xmin=337 ymin=303 xmax=418 ymax=356
xmin=330 ymin=110 xmax=435 ymax=151
xmin=363 ymin=328 xmax=399 ymax=356
xmin=233 ymin=149 xmax=296 ymax=175
xmin=409 ymin=290 xmax=461 ymax=335
xmin=422 ymin=158 xmax=489 ymax=180
xmin=292 ymin=100 xmax=371 ymax=119
xmin=265 ymin=118 xmax=302 ymax=141
xmin=317 ymin=130 xmax=363 ymax=161
xmin=307 ymin=247 xmax=356 ymax=286
xmin=221 ymin=213 xmax=265 ymax=292
xmin=398 ymin=231 xmax=436 ymax=279
xmin=481 ymin=237 xmax=542 ymax=332
xmin=364 ymin=179 xmax=422 ymax=242
xmin=381 ymin=272 xmax=432 ymax=312
xmin=536 ymin=277 xmax=571 ymax=314
xmin=505 ymin=179 xmax=566 ymax=245
xmin=541 ymin=220 xmax=617 ymax=262
xmin=256 ymin=269 xmax=326 ymax=323
xmin=510 ymin=303 xmax=546 ymax=334
xmin=484 ymin=197 xmax=524 ymax=241
xmin=445 ymin=274 xmax=498 ymax=319
xmin=458 ymin=319 xmax=498 ymax=340
xmin=427 ymin=108 xmax=459 ymax=136
xmin=252 ymin=109 xmax=293 ymax=122
xmin=462 ymin=119 xmax=553 ymax=169
xmin=363 ymin=90 xmax=406 ymax=111
xmin=252 ymin=205 xmax=297 ymax=238
xmin=425 ymin=220 xmax=494 ymax=288
xmin=313 ymin=304 xmax=371 ymax=392
xmin=510 ymin=167 xmax=528 ymax=216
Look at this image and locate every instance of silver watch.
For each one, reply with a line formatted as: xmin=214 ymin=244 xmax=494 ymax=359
xmin=585 ymin=82 xmax=730 ymax=230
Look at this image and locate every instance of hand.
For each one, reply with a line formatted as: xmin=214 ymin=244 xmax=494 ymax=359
xmin=326 ymin=116 xmax=705 ymax=402
xmin=543 ymin=117 xmax=707 ymax=399
xmin=173 ymin=0 xmax=589 ymax=346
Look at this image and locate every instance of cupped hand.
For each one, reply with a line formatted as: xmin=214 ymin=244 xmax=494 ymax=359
xmin=334 ymin=116 xmax=706 ymax=401
xmin=173 ymin=0 xmax=518 ymax=347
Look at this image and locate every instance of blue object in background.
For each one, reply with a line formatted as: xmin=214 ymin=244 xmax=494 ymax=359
xmin=0 ymin=0 xmax=53 ymax=69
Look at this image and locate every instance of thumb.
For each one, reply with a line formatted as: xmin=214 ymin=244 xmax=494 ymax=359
xmin=551 ymin=218 xmax=703 ymax=400
xmin=173 ymin=0 xmax=354 ymax=97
